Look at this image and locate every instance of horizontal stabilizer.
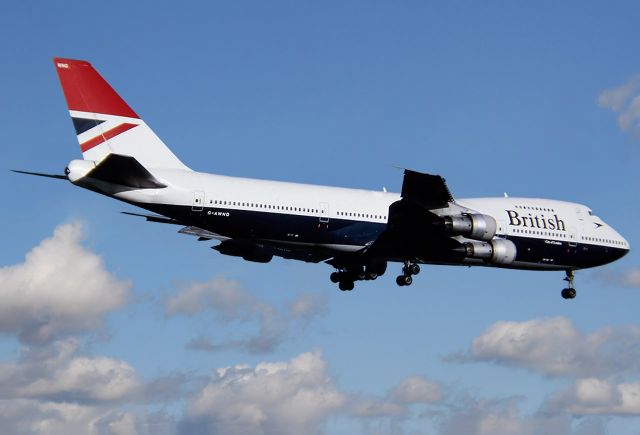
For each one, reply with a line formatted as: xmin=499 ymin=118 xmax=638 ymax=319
xmin=87 ymin=154 xmax=166 ymax=189
xmin=12 ymin=170 xmax=67 ymax=180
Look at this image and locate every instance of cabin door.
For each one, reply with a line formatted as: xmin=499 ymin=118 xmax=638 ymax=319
xmin=319 ymin=202 xmax=330 ymax=223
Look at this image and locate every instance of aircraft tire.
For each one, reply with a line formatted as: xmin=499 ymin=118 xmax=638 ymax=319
xmin=339 ymin=280 xmax=354 ymax=291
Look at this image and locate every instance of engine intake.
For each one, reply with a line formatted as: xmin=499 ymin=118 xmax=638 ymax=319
xmin=463 ymin=239 xmax=517 ymax=265
xmin=443 ymin=214 xmax=497 ymax=241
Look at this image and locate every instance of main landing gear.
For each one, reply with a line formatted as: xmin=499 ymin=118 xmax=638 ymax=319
xmin=561 ymin=270 xmax=577 ymax=300
xmin=396 ymin=261 xmax=420 ymax=287
xmin=330 ymin=261 xmax=388 ymax=291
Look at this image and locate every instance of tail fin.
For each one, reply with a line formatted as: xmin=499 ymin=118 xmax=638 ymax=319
xmin=53 ymin=58 xmax=190 ymax=171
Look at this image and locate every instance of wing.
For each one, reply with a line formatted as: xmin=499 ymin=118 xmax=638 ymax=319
xmin=361 ymin=169 xmax=461 ymax=263
xmin=400 ymin=169 xmax=453 ymax=209
xmin=123 ymin=211 xmax=332 ymax=263
xmin=212 ymin=239 xmax=333 ymax=264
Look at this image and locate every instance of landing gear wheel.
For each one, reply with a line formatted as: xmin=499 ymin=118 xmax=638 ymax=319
xmin=408 ymin=264 xmax=420 ymax=275
xmin=339 ymin=281 xmax=354 ymax=291
xmin=396 ymin=275 xmax=412 ymax=286
xmin=330 ymin=272 xmax=340 ymax=283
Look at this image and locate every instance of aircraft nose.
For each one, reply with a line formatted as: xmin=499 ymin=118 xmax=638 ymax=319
xmin=615 ymin=244 xmax=630 ymax=261
xmin=615 ymin=233 xmax=631 ymax=261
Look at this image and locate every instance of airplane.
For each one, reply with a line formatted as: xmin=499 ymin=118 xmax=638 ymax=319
xmin=15 ymin=58 xmax=630 ymax=299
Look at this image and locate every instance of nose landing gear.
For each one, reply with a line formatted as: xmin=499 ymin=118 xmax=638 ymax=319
xmin=396 ymin=261 xmax=420 ymax=287
xmin=561 ymin=270 xmax=577 ymax=299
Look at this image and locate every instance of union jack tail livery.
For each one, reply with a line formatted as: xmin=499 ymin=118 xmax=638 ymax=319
xmin=53 ymin=58 xmax=189 ymax=171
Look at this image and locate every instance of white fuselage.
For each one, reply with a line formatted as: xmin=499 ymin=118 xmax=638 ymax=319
xmin=104 ymin=168 xmax=629 ymax=271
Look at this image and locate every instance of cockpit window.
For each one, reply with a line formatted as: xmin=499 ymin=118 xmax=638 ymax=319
xmin=588 ymin=210 xmax=593 ymax=216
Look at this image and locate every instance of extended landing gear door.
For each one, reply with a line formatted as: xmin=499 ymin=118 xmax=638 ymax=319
xmin=319 ymin=202 xmax=329 ymax=223
xmin=192 ymin=191 xmax=204 ymax=212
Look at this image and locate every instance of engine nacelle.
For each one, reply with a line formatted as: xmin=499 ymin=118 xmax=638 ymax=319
xmin=213 ymin=244 xmax=273 ymax=263
xmin=443 ymin=214 xmax=497 ymax=241
xmin=463 ymin=238 xmax=517 ymax=265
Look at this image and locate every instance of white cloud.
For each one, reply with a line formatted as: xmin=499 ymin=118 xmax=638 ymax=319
xmin=167 ymin=278 xmax=327 ymax=354
xmin=348 ymin=396 xmax=407 ymax=418
xmin=620 ymin=268 xmax=640 ymax=287
xmin=288 ymin=293 xmax=328 ymax=322
xmin=456 ymin=317 xmax=640 ymax=377
xmin=598 ymin=75 xmax=640 ymax=137
xmin=436 ymin=396 xmax=606 ymax=435
xmin=598 ymin=76 xmax=639 ymax=111
xmin=0 ymin=339 xmax=182 ymax=435
xmin=0 ymin=400 xmax=176 ymax=435
xmin=164 ymin=277 xmax=252 ymax=318
xmin=180 ymin=350 xmax=345 ymax=435
xmin=0 ymin=222 xmax=131 ymax=344
xmin=550 ymin=378 xmax=640 ymax=416
xmin=390 ymin=375 xmax=442 ymax=404
xmin=0 ymin=339 xmax=140 ymax=404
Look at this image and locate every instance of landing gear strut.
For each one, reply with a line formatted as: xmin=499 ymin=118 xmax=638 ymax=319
xmin=396 ymin=261 xmax=420 ymax=287
xmin=561 ymin=270 xmax=577 ymax=299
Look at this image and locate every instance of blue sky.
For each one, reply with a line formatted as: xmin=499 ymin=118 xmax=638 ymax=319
xmin=1 ymin=1 xmax=640 ymax=434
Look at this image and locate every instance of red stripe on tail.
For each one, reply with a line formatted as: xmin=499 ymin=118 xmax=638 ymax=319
xmin=80 ymin=123 xmax=138 ymax=152
xmin=54 ymin=58 xmax=139 ymax=119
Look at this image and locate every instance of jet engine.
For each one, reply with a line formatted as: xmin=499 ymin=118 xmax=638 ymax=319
xmin=462 ymin=238 xmax=517 ymax=265
xmin=442 ymin=214 xmax=497 ymax=241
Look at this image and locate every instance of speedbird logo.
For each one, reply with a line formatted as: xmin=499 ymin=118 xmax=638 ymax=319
xmin=506 ymin=210 xmax=566 ymax=231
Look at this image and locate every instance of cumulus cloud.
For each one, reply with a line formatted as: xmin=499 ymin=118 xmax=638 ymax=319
xmin=0 ymin=337 xmax=190 ymax=435
xmin=0 ymin=222 xmax=131 ymax=344
xmin=0 ymin=339 xmax=140 ymax=404
xmin=0 ymin=338 xmax=165 ymax=435
xmin=549 ymin=378 xmax=640 ymax=416
xmin=346 ymin=375 xmax=443 ymax=429
xmin=165 ymin=277 xmax=252 ymax=318
xmin=348 ymin=396 xmax=407 ymax=419
xmin=452 ymin=317 xmax=640 ymax=378
xmin=598 ymin=75 xmax=640 ymax=138
xmin=167 ymin=278 xmax=327 ymax=354
xmin=288 ymin=293 xmax=328 ymax=322
xmin=599 ymin=267 xmax=640 ymax=288
xmin=390 ymin=375 xmax=443 ymax=405
xmin=618 ymin=268 xmax=640 ymax=287
xmin=0 ymin=400 xmax=176 ymax=435
xmin=436 ymin=395 xmax=606 ymax=435
xmin=179 ymin=351 xmax=345 ymax=435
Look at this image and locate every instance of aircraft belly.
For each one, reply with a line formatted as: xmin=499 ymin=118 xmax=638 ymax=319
xmin=141 ymin=203 xmax=384 ymax=248
xmin=507 ymin=236 xmax=628 ymax=270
